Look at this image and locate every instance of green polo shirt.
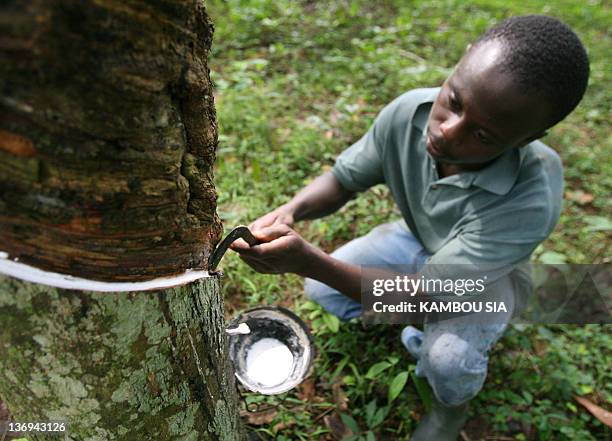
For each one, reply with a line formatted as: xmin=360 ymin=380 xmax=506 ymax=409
xmin=332 ymin=88 xmax=564 ymax=282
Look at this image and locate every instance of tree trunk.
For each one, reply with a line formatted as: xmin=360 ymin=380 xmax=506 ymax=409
xmin=0 ymin=0 xmax=222 ymax=281
xmin=0 ymin=0 xmax=246 ymax=439
xmin=0 ymin=275 xmax=245 ymax=441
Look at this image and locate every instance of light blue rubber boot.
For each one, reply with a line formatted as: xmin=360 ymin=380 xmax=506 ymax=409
xmin=401 ymin=326 xmax=470 ymax=440
xmin=411 ymin=398 xmax=469 ymax=441
xmin=400 ymin=325 xmax=423 ymax=358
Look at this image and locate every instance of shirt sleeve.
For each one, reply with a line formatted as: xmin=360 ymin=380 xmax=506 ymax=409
xmin=331 ymin=98 xmax=399 ymax=192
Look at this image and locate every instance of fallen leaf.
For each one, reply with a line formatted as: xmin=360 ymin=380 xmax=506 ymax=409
xmin=273 ymin=419 xmax=296 ymax=432
xmin=296 ymin=378 xmax=316 ymax=401
xmin=323 ymin=413 xmax=354 ymax=440
xmin=533 ymin=339 xmax=548 ymax=357
xmin=565 ymin=190 xmax=594 ymax=205
xmin=0 ymin=129 xmax=36 ymax=157
xmin=241 ymin=408 xmax=277 ymax=425
xmin=574 ymin=395 xmax=612 ymax=428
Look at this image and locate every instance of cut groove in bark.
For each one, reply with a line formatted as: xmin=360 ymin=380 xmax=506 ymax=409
xmin=0 ymin=253 xmax=212 ymax=292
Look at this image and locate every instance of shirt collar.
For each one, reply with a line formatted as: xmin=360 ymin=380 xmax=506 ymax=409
xmin=471 ymin=147 xmax=526 ymax=195
xmin=413 ymin=90 xmax=438 ymax=133
xmin=414 ymin=88 xmax=525 ymax=196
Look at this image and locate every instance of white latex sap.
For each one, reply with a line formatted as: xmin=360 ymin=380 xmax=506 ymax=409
xmin=245 ymin=338 xmax=294 ymax=387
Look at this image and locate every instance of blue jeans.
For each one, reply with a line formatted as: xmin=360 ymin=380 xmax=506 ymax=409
xmin=304 ymin=220 xmax=513 ymax=407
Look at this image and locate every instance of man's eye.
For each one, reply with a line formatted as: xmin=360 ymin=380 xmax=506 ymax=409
xmin=448 ymin=93 xmax=461 ymax=111
xmin=475 ymin=130 xmax=493 ymax=144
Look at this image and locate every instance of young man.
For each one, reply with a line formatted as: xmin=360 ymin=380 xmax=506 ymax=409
xmin=231 ymin=15 xmax=589 ymax=440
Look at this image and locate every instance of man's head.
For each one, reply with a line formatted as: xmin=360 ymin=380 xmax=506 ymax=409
xmin=426 ymin=15 xmax=589 ymax=167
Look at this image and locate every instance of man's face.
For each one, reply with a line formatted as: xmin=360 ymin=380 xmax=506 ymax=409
xmin=426 ymin=40 xmax=552 ymax=166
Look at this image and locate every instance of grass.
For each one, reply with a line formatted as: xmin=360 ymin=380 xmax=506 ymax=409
xmin=206 ymin=1 xmax=611 ymax=439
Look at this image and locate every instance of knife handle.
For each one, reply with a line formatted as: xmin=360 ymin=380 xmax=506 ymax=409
xmin=207 ymin=225 xmax=260 ymax=272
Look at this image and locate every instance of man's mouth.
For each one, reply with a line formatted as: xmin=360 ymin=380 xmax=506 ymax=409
xmin=426 ymin=134 xmax=445 ymax=158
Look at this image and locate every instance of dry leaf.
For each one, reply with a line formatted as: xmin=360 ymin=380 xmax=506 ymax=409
xmin=242 ymin=408 xmax=277 ymax=425
xmin=273 ymin=419 xmax=296 ymax=432
xmin=0 ymin=129 xmax=37 ymax=157
xmin=533 ymin=339 xmax=548 ymax=357
xmin=296 ymin=378 xmax=316 ymax=401
xmin=324 ymin=413 xmax=354 ymax=440
xmin=574 ymin=395 xmax=612 ymax=428
xmin=565 ymin=190 xmax=594 ymax=205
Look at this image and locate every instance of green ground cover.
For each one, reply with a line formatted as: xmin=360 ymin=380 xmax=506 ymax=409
xmin=207 ymin=1 xmax=611 ymax=439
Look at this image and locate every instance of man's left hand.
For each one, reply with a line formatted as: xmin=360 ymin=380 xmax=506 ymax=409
xmin=230 ymin=224 xmax=317 ymax=276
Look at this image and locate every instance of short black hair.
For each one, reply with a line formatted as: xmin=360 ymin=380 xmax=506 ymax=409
xmin=475 ymin=15 xmax=589 ymax=126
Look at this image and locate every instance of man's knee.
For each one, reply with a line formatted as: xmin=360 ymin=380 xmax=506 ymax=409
xmin=304 ymin=277 xmax=327 ymax=302
xmin=424 ymin=333 xmax=488 ymax=406
xmin=303 ymin=278 xmax=361 ymax=321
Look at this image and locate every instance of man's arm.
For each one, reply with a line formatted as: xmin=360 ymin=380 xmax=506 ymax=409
xmin=232 ymin=224 xmax=424 ymax=304
xmin=231 ymin=224 xmax=379 ymax=303
xmin=249 ymin=171 xmax=354 ymax=231
xmin=230 ymin=171 xmax=357 ymax=282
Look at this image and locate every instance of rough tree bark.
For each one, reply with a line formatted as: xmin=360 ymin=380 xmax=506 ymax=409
xmin=0 ymin=277 xmax=244 ymax=441
xmin=0 ymin=1 xmax=245 ymax=439
xmin=0 ymin=0 xmax=222 ymax=280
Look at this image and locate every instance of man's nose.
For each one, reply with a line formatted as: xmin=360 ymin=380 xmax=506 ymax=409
xmin=440 ymin=114 xmax=464 ymax=143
